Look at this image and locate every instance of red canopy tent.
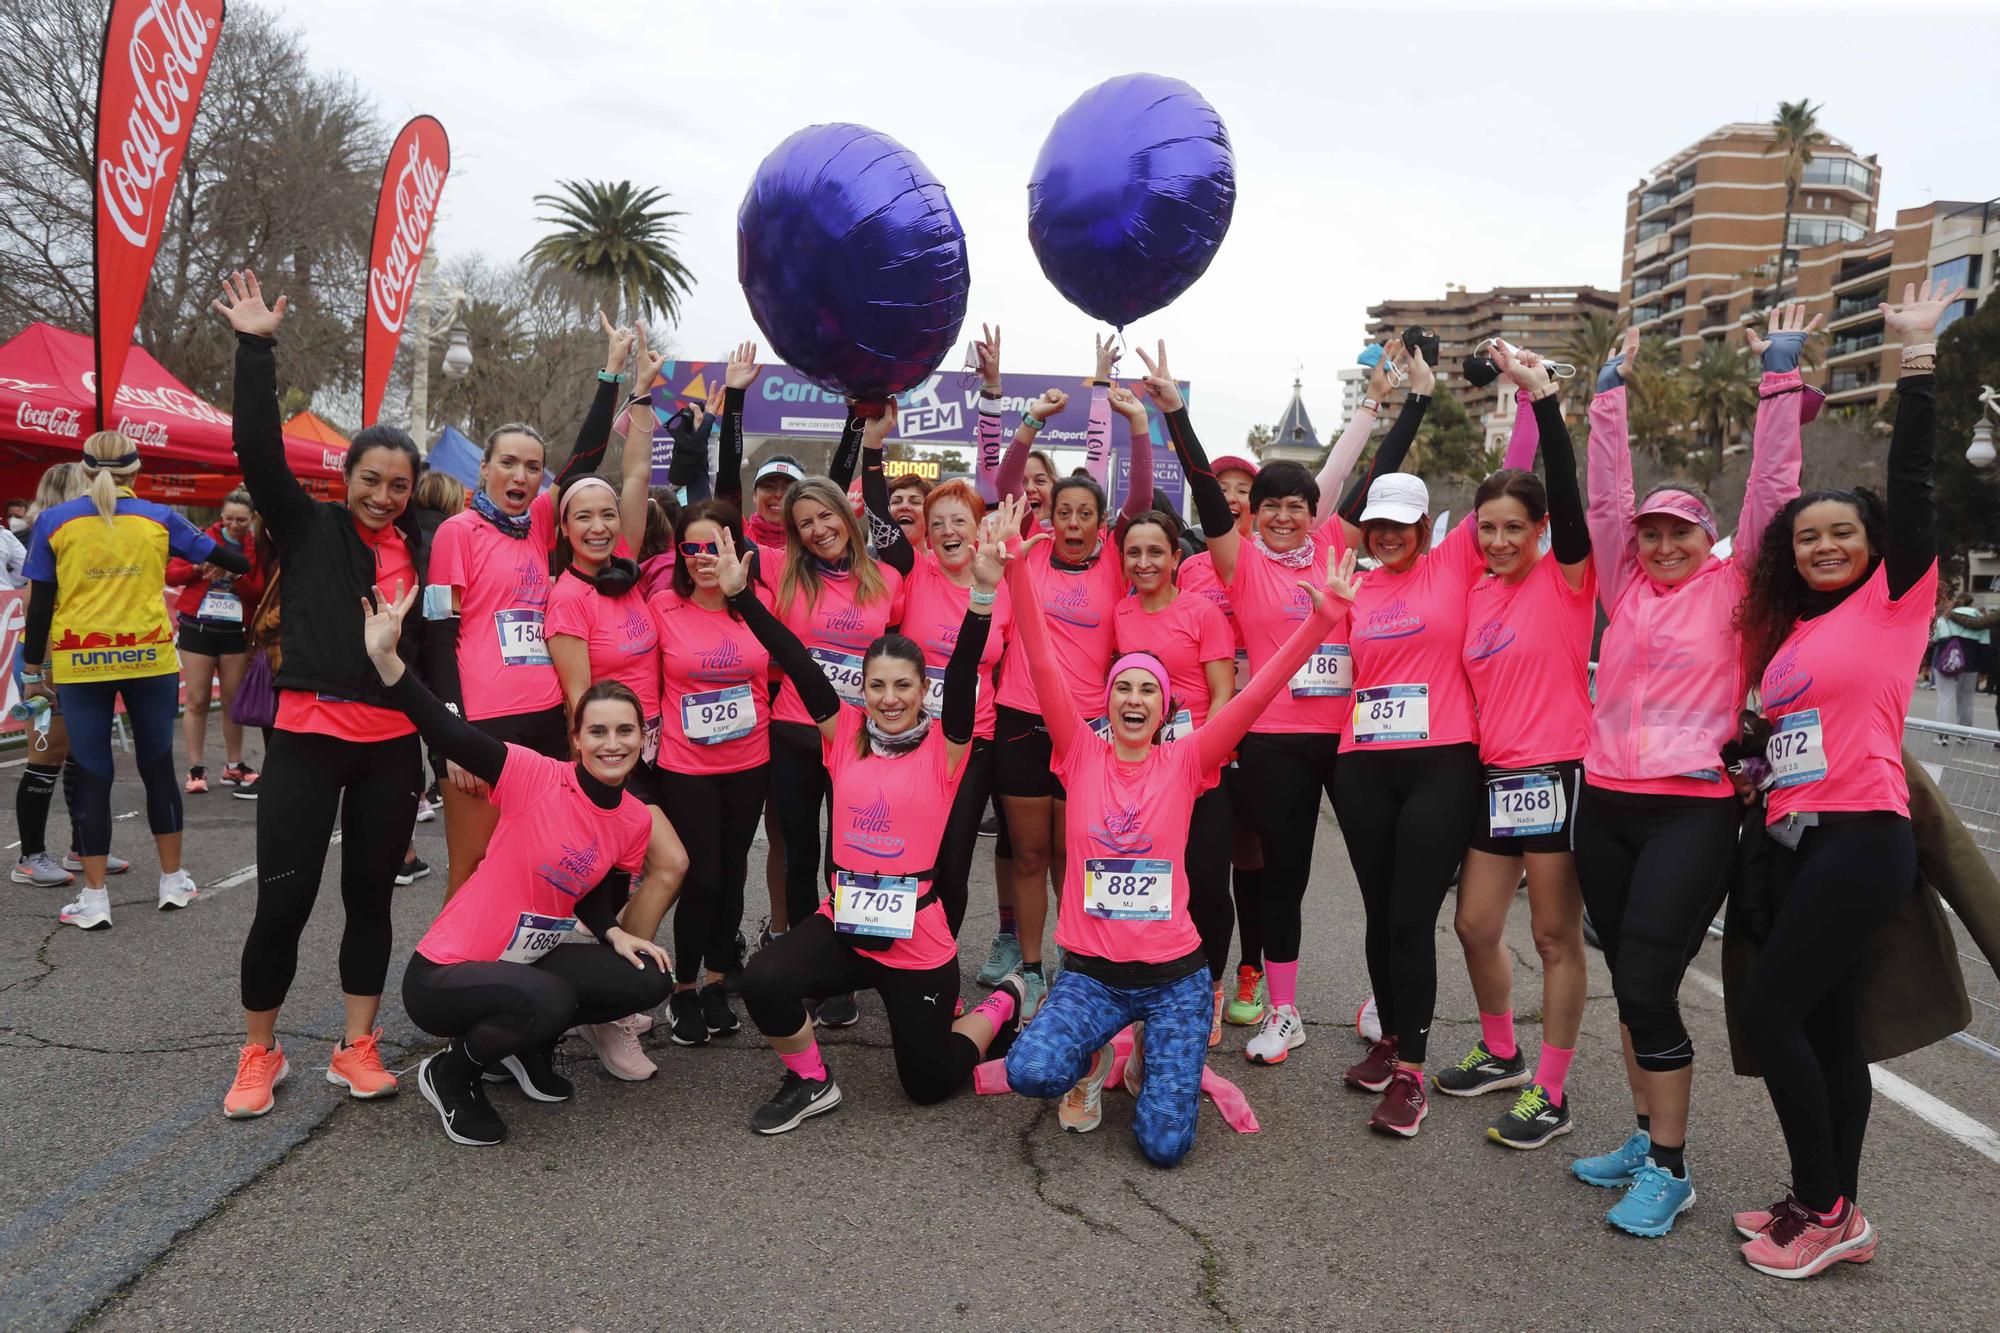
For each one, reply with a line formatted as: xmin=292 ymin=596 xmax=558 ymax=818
xmin=0 ymin=322 xmax=345 ymax=506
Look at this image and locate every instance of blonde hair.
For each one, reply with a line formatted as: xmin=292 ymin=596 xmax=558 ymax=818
xmin=776 ymin=476 xmax=889 ymax=614
xmin=29 ymin=462 xmax=83 ymax=520
xmin=80 ymin=431 xmax=140 ymax=526
xmin=414 ymin=469 xmax=467 ymax=517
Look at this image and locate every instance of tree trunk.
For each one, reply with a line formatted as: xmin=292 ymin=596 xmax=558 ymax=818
xmin=1777 ymin=179 xmax=1798 ymax=303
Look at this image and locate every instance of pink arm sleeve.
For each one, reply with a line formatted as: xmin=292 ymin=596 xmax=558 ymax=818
xmin=1586 ymin=386 xmax=1639 ymax=610
xmin=1082 ymin=384 xmax=1113 ymax=489
xmin=1501 ymin=390 xmax=1538 ymax=470
xmin=1734 ymin=369 xmax=1806 ymax=562
xmin=1004 ymin=553 xmax=1080 ymax=760
xmin=1196 ymin=598 xmax=1343 ymax=774
xmin=974 ymin=401 xmax=1004 ymax=505
xmin=1312 ymin=406 xmax=1378 ymax=506
xmin=1118 ymin=409 xmax=1155 ymax=522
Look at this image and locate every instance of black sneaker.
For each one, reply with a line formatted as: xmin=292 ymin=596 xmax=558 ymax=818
xmin=750 ymin=1067 xmax=842 ymax=1135
xmin=395 ymin=856 xmax=432 ymax=886
xmin=700 ymin=980 xmax=740 ymax=1035
xmin=978 ymin=812 xmax=1000 ymax=837
xmin=817 ymin=992 xmax=860 ymax=1028
xmin=417 ymin=1045 xmax=506 ymax=1146
xmin=668 ymin=991 xmax=709 ymax=1047
xmin=482 ymin=1040 xmax=572 ymax=1102
xmin=1487 ymin=1083 xmax=1573 ymax=1150
xmin=1431 ymin=1040 xmax=1531 ymax=1097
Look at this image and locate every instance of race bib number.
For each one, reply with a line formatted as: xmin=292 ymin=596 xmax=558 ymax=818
xmin=1487 ymin=771 xmax=1566 ymax=837
xmin=681 ymin=685 xmax=754 ymax=745
xmin=832 ymin=871 xmax=918 ymax=939
xmin=921 ymin=665 xmax=985 ymax=721
xmin=1766 ymin=709 xmax=1827 ymax=788
xmin=1289 ymin=643 xmax=1353 ymax=697
xmin=1233 ymin=648 xmax=1250 ymax=694
xmin=499 ymin=911 xmax=576 ymax=965
xmin=493 ymin=609 xmax=551 ymax=666
xmin=1084 ymin=858 xmax=1175 ymax=921
xmin=196 ymin=589 xmax=242 ymax=623
xmin=809 ymin=648 xmax=865 ymax=707
xmin=642 ymin=714 xmax=663 ymax=764
xmin=1352 ymin=684 xmax=1429 ymax=743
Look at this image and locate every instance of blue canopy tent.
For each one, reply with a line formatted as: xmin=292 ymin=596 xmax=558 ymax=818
xmin=426 ymin=425 xmax=553 ymax=492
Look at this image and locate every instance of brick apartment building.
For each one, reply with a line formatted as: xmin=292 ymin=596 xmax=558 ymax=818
xmin=1364 ymin=286 xmax=1620 ymax=420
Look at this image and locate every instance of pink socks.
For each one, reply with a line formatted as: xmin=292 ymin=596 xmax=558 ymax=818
xmin=1265 ymin=960 xmax=1299 ymax=1011
xmin=1536 ymin=1042 xmax=1575 ymax=1105
xmin=971 ymin=989 xmax=1017 ymax=1030
xmin=1480 ymin=1010 xmax=1517 ymax=1060
xmin=779 ymin=1042 xmax=828 ymax=1084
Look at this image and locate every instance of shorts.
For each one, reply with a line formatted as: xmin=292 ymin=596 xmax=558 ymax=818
xmin=994 ymin=704 xmax=1065 ymax=801
xmin=472 ymin=702 xmax=569 ymax=760
xmin=1467 ymin=758 xmax=1583 ymax=856
xmin=177 ymin=616 xmax=248 ymax=658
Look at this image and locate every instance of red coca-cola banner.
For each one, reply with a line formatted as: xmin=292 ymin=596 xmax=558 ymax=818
xmin=92 ymin=0 xmax=227 ymax=427
xmin=362 ymin=115 xmax=450 ymax=427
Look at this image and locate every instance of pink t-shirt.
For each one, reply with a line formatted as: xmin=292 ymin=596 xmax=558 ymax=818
xmin=1761 ymin=560 xmax=1935 ymax=823
xmin=1463 ymin=555 xmax=1598 ymax=768
xmin=275 ymin=520 xmax=417 ymax=743
xmin=545 ymin=569 xmax=661 ymax=721
xmin=1342 ymin=518 xmax=1484 ymax=751
xmin=1113 ymin=591 xmax=1235 ymax=726
xmin=415 ymin=745 xmax=653 ymax=965
xmin=1052 ymin=734 xmax=1213 ymax=965
xmin=648 ymin=587 xmax=773 ymax=775
xmin=429 ymin=508 xmax=561 ymax=721
xmin=994 ymin=541 xmax=1126 ymax=720
xmin=817 ymin=708 xmax=967 ymax=971
xmin=770 ymin=565 xmax=905 ymax=726
xmin=1229 ymin=518 xmax=1351 ymax=736
xmin=1177 ymin=550 xmax=1240 ymax=648
xmin=898 ymin=555 xmax=1010 ymax=740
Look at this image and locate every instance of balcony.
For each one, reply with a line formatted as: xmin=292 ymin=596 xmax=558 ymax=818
xmin=1832 ymin=289 xmax=1887 ymax=322
xmin=1828 ymin=364 xmax=1881 ymax=394
xmin=1833 ymin=253 xmax=1891 ymax=287
xmin=1827 ymin=328 xmax=1883 ymax=360
xmin=1632 ymin=274 xmax=1664 ymax=298
xmin=1800 ymin=157 xmax=1874 ymax=194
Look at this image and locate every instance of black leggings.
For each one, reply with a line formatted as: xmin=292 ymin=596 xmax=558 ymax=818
xmin=770 ymin=720 xmax=833 ymax=927
xmin=734 ymin=914 xmax=981 ymax=1105
xmin=1573 ymin=784 xmax=1740 ymax=1073
xmin=1333 ymin=743 xmax=1482 ymax=1064
xmin=1188 ymin=782 xmax=1233 ymax=984
xmin=1743 ymin=814 xmax=1914 ymax=1211
xmin=1233 ymin=732 xmax=1338 ymax=965
xmin=936 ymin=739 xmax=995 ymax=935
xmin=15 ymin=761 xmax=78 ymax=859
xmin=1224 ymin=765 xmax=1263 ymax=971
xmin=403 ymin=945 xmax=673 ymax=1065
xmin=655 ymin=763 xmax=768 ymax=983
xmin=239 ymin=729 xmax=421 ymax=1011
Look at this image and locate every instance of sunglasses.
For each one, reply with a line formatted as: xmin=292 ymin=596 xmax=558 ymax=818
xmin=678 ymin=541 xmax=719 ymax=557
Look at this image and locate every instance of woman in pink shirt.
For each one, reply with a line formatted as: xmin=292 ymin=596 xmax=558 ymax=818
xmin=1724 ymin=282 xmax=1959 ymax=1279
xmin=998 ymin=494 xmax=1358 ymax=1165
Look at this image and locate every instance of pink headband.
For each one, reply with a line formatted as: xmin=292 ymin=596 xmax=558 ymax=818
xmin=1635 ymin=488 xmax=1717 ymax=541
xmin=1106 ymin=653 xmax=1172 ymax=719
xmin=560 ymin=475 xmax=619 ymax=521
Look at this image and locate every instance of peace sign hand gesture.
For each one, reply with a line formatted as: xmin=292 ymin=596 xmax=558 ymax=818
xmin=972 ymin=324 xmax=1002 ymax=389
xmin=1132 ymin=340 xmax=1183 ymax=413
xmin=630 ymin=324 xmax=666 ymax=398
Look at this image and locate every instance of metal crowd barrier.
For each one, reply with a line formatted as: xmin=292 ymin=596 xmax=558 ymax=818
xmin=1903 ymin=715 xmax=2000 ymax=1060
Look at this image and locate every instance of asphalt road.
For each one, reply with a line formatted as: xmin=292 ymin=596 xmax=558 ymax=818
xmin=3 ymin=732 xmax=1999 ymax=1332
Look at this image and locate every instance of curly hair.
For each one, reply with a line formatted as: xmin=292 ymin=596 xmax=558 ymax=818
xmin=1735 ymin=487 xmax=1886 ymax=685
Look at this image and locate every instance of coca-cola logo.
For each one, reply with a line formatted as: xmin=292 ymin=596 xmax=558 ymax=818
xmin=80 ymin=370 xmax=230 ymax=427
xmin=367 ymin=137 xmax=445 ymax=336
xmin=115 ymin=417 xmax=171 ymax=447
xmin=96 ymin=1 xmax=217 ymax=249
xmin=16 ymin=403 xmax=82 ymax=438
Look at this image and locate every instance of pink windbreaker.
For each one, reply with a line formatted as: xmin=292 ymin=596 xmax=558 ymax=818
xmin=1585 ymin=371 xmax=1805 ymax=787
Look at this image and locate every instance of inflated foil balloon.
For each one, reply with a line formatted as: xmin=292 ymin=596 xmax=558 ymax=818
xmin=738 ymin=123 xmax=970 ymax=400
xmin=1028 ymin=74 xmax=1236 ymax=328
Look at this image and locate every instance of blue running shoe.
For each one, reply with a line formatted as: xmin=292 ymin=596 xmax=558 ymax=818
xmin=1606 ymin=1161 xmax=1696 ymax=1238
xmin=1571 ymin=1129 xmax=1652 ymax=1187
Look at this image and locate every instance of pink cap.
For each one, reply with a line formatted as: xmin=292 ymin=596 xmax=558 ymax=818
xmin=1105 ymin=652 xmax=1172 ymax=720
xmin=1635 ymin=488 xmax=1717 ymax=540
xmin=1210 ymin=454 xmax=1260 ymax=480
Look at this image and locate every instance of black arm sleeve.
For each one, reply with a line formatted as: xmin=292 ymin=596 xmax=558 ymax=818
xmin=1533 ymin=394 xmax=1590 ymax=564
xmin=728 ymin=583 xmax=842 ymax=723
xmin=557 ymin=379 xmax=620 ymax=489
xmin=860 ymin=446 xmax=914 ymax=576
xmin=717 ymin=387 xmax=746 ymax=508
xmin=1339 ymin=394 xmax=1430 ymax=522
xmin=669 ymin=414 xmax=713 ymax=501
xmin=574 ymin=869 xmax=633 ymax=940
xmin=21 ymin=579 xmax=54 ymax=666
xmin=1884 ymin=373 xmax=1937 ymax=600
xmin=422 ymin=615 xmax=468 ymax=720
xmin=1163 ymin=407 xmax=1234 ymax=537
xmin=383 ymin=669 xmax=505 ymax=784
xmin=230 ymin=335 xmax=314 ymax=542
xmin=827 ymin=409 xmax=864 ymax=490
xmin=205 ymin=544 xmax=252 ymax=576
xmin=942 ymin=607 xmax=990 ymax=745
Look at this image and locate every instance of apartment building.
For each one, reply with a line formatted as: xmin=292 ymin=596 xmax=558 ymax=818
xmin=1364 ymin=286 xmax=1619 ymax=418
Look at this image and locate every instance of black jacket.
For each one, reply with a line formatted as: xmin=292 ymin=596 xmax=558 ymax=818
xmin=230 ymin=333 xmax=431 ymax=706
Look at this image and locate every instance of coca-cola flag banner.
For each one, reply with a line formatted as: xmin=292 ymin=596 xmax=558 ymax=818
xmin=92 ymin=0 xmax=227 ymax=426
xmin=362 ymin=115 xmax=450 ymax=426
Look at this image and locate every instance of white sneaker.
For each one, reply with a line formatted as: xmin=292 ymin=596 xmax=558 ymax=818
xmin=60 ymin=886 xmax=112 ymax=931
xmin=1356 ymin=993 xmax=1382 ymax=1044
xmin=579 ymin=1015 xmax=657 ymax=1081
xmin=65 ymin=852 xmax=131 ymax=875
xmin=1245 ymin=1004 xmax=1306 ymax=1066
xmin=157 ymin=869 xmax=197 ymax=911
xmin=415 ymin=796 xmax=436 ymax=824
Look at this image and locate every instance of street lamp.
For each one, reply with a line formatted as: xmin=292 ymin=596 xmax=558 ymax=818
xmin=1970 ymin=385 xmax=1999 ymax=469
xmin=440 ymin=324 xmax=473 ymax=380
xmin=406 ymin=249 xmax=471 ymax=447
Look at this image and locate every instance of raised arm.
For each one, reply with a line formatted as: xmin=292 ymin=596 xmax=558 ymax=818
xmin=1337 ymin=345 xmax=1432 ymax=538
xmin=969 ymin=323 xmax=1005 ymax=504
xmin=212 ymin=271 xmax=313 ymax=541
xmin=1136 ymin=342 xmax=1238 ymax=577
xmin=618 ymin=328 xmax=668 ymax=548
xmin=942 ymin=526 xmax=1003 ymax=767
xmin=1315 ymin=339 xmax=1398 ymax=503
xmin=1878 ymin=280 xmax=1961 ymax=599
xmin=1081 ymin=334 xmax=1120 ymax=491
xmin=714 ymin=535 xmax=843 ymax=739
xmin=1106 ymin=386 xmax=1155 ymax=522
xmin=1492 ymin=345 xmax=1588 ymax=584
xmin=555 ymin=311 xmax=634 ymax=492
xmin=995 ymin=497 xmax=1081 ymax=757
xmin=363 ymin=583 xmax=507 ymax=785
xmin=1196 ymin=549 xmax=1354 ymax=774
xmin=716 ymin=340 xmax=758 ymax=509
xmin=994 ymin=388 xmax=1069 ymax=535
xmin=827 ymin=407 xmax=865 ymax=491
xmin=1586 ymin=328 xmax=1641 ymax=608
xmin=859 ymin=401 xmax=915 ymax=575
xmin=1736 ymin=304 xmax=1819 ymax=560
xmin=1501 ymin=390 xmax=1538 ymax=470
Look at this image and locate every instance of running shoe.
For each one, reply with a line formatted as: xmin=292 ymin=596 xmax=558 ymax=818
xmin=1343 ymin=1035 xmax=1400 ymax=1092
xmin=220 ymin=761 xmax=258 ymax=790
xmin=978 ymin=812 xmax=1000 ymax=837
xmin=1432 ymin=1040 xmax=1530 ymax=1097
xmin=1735 ymin=1191 xmax=1793 ymax=1241
xmin=326 ymin=1028 xmax=400 ymax=1099
xmin=1208 ymin=986 xmax=1223 ymax=1049
xmin=417 ymin=1046 xmax=505 ymax=1146
xmin=1225 ymin=965 xmax=1266 ymax=1026
xmin=185 ymin=766 xmax=208 ymax=794
xmin=62 ymin=852 xmax=129 ymax=875
xmin=1355 ymin=993 xmax=1382 ymax=1043
xmin=1059 ymin=1045 xmax=1114 ymax=1134
xmin=223 ymin=1042 xmax=289 ymax=1118
xmin=481 ymin=1040 xmax=573 ymax=1102
xmin=12 ymin=853 xmax=72 ymax=886
xmin=1245 ymin=1004 xmax=1305 ymax=1065
xmin=751 ymin=1067 xmax=841 ymax=1134
xmin=579 ymin=1015 xmax=657 ymax=1080
xmin=700 ymin=980 xmax=740 ymax=1035
xmin=1369 ymin=1067 xmax=1428 ymax=1137
xmin=1020 ymin=968 xmax=1049 ymax=1020
xmin=1572 ymin=1129 xmax=1652 ymax=1187
xmin=1487 ymin=1084 xmax=1572 ymax=1149
xmin=157 ymin=869 xmax=197 ymax=911
xmin=976 ymin=932 xmax=1023 ymax=987
xmin=59 ymin=886 xmax=111 ymax=930
xmin=817 ymin=992 xmax=860 ymax=1028
xmin=668 ymin=991 xmax=708 ymax=1047
xmin=1606 ymin=1161 xmax=1696 ymax=1237
xmin=1123 ymin=1023 xmax=1146 ymax=1096
xmin=990 ymin=973 xmax=1032 ymax=1046
xmin=1740 ymin=1198 xmax=1875 ymax=1279
xmin=415 ymin=795 xmax=437 ymax=823
xmin=394 ymin=857 xmax=432 ymax=886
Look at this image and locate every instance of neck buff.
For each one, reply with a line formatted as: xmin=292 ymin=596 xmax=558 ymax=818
xmin=1051 ymin=536 xmax=1104 ymax=573
xmin=746 ymin=512 xmax=786 ymax=549
xmin=866 ymin=710 xmax=932 ymax=757
xmin=1253 ymin=530 xmax=1316 ymax=570
xmin=471 ymin=488 xmax=532 ymax=538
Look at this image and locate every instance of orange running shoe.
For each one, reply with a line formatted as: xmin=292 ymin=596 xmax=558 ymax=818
xmin=327 ymin=1028 xmax=400 ymax=1099
xmin=224 ymin=1042 xmax=289 ymax=1118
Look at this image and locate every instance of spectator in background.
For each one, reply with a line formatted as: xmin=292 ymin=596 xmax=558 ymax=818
xmin=0 ymin=520 xmax=24 ymax=589
xmin=1930 ymin=586 xmax=1994 ymax=730
xmin=5 ymin=497 xmax=30 ymax=536
xmin=169 ymin=487 xmax=266 ymax=795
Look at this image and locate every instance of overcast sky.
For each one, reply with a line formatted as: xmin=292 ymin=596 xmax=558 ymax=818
xmin=266 ymin=0 xmax=2000 ymax=449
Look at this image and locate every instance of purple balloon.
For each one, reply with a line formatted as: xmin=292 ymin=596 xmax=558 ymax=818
xmin=1028 ymin=74 xmax=1236 ymax=328
xmin=737 ymin=124 xmax=970 ymax=400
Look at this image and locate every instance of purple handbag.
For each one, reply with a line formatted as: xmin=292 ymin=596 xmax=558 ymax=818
xmin=230 ymin=650 xmax=277 ymax=729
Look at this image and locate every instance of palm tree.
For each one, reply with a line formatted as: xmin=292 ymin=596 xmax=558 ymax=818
xmin=1560 ymin=310 xmax=1623 ymax=410
xmin=1685 ymin=342 xmax=1757 ymax=489
xmin=1765 ymin=100 xmax=1828 ymax=303
xmin=1625 ymin=337 xmax=1693 ymax=463
xmin=524 ymin=180 xmax=696 ymax=324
